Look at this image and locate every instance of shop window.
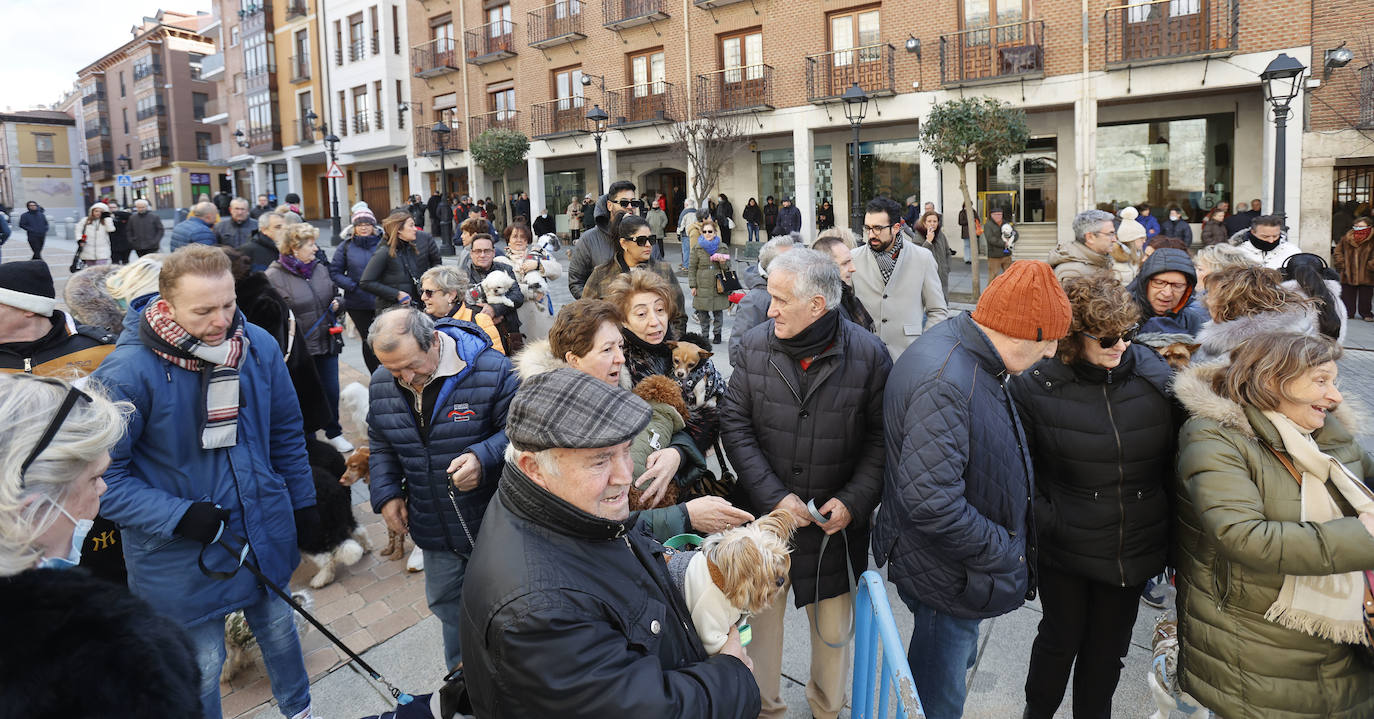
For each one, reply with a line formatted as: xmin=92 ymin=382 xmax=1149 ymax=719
xmin=1095 ymin=113 xmax=1234 ymax=221
xmin=759 ymin=146 xmax=833 ymax=208
xmin=847 ymin=138 xmax=920 ymax=206
xmin=978 ymin=137 xmax=1057 ymax=223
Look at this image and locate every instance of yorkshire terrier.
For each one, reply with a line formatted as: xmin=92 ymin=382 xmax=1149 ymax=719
xmin=666 ymin=510 xmax=798 ymax=654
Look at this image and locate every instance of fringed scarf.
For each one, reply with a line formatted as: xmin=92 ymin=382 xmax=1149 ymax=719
xmin=140 ymin=301 xmax=249 ymax=449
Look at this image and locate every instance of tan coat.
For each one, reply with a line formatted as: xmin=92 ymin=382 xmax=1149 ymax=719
xmin=1048 ymin=239 xmax=1111 ymax=282
xmin=850 ymin=239 xmax=950 ymax=361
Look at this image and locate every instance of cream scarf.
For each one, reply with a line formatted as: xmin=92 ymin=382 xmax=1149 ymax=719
xmin=1262 ymin=410 xmax=1374 ymax=645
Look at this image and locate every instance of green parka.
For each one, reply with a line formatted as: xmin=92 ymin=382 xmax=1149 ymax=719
xmin=1173 ymin=363 xmax=1374 ymax=719
xmin=688 ymin=243 xmax=731 ymax=312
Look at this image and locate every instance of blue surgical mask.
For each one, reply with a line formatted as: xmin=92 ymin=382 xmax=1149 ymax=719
xmin=37 ymin=501 xmax=92 ymax=570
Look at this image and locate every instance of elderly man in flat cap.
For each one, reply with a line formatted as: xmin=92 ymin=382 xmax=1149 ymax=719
xmin=460 ymin=367 xmax=761 ymax=718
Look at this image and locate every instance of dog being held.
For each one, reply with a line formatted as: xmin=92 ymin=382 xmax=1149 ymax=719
xmin=303 ymin=436 xmax=372 ymax=588
xmin=221 ymin=590 xmax=313 ymax=683
xmin=668 ymin=334 xmax=724 ymax=410
xmin=627 ymin=375 xmax=688 ymax=512
xmin=664 ymin=510 xmax=798 ymax=654
xmin=1135 ymin=332 xmax=1200 ymax=371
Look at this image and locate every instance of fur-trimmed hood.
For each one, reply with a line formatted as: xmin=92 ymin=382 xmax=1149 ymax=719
xmin=1191 ymin=307 xmax=1315 ymax=365
xmin=1174 ymin=361 xmax=1361 ymax=439
xmin=512 ymin=339 xmax=568 ymax=381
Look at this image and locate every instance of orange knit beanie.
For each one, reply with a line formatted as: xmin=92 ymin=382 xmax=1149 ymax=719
xmin=971 ymin=260 xmax=1072 ymax=341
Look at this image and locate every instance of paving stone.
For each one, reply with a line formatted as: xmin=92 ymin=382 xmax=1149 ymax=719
xmin=353 ymin=599 xmax=393 ymax=628
xmin=314 ymin=593 xmax=365 ymax=624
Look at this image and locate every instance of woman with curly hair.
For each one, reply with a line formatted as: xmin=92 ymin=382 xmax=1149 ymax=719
xmin=1009 ymin=273 xmax=1177 ymax=719
xmin=1193 ymin=265 xmax=1318 ymax=365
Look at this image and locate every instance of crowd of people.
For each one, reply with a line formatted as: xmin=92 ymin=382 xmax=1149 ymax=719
xmin=1 ymin=183 xmax=1373 ymax=719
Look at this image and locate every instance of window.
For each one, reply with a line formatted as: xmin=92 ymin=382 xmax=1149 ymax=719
xmin=195 ymin=132 xmax=212 ymax=161
xmin=189 ymin=53 xmax=204 ymax=80
xmin=1129 ymin=0 xmax=1199 ymax=23
xmin=849 ymin=139 xmax=919 ymax=207
xmin=192 ymin=92 xmax=208 ymax=120
xmin=155 ymin=175 xmax=175 ymax=209
xmin=978 ymin=137 xmax=1057 ymax=223
xmin=432 ymin=16 xmax=455 ymax=54
xmin=554 ymin=0 xmax=581 ymax=18
xmin=298 ymin=90 xmax=314 ymax=141
xmin=720 ymin=29 xmax=762 ymax=82
xmin=759 ymin=147 xmax=833 ymax=208
xmin=395 ymin=80 xmax=406 ymax=129
xmin=553 ymin=66 xmax=584 ymax=109
xmin=33 ymin=134 xmax=55 ymax=163
xmin=231 ymin=25 xmax=240 ymax=46
xmin=1095 ymin=113 xmax=1235 ymax=222
xmin=488 ymin=4 xmax=512 ymax=37
xmin=338 ymin=90 xmax=348 ymax=135
xmin=122 ymin=108 xmax=129 ymax=134
xmin=489 ymin=85 xmax=515 ymax=120
xmin=829 ymin=7 xmax=880 ymax=65
xmin=962 ymin=0 xmax=1022 ymax=29
xmin=374 ymin=81 xmax=385 ymax=131
xmin=334 ymin=20 xmax=343 ymax=65
xmin=294 ymin=29 xmax=310 ymax=74
xmin=136 ymin=94 xmax=165 ymax=120
xmin=247 ymin=91 xmax=273 ymax=137
xmin=629 ymin=48 xmax=665 ymax=97
xmin=393 ymin=5 xmax=401 ymax=54
xmin=348 ymin=13 xmax=365 ymax=60
xmin=119 ymin=71 xmax=126 ymax=97
xmin=244 ymin=32 xmax=271 ymax=76
xmin=369 ymin=5 xmax=380 ymax=54
xmin=353 ymin=86 xmax=370 ymax=132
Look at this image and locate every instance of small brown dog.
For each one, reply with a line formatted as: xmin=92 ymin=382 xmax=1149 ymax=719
xmin=1157 ymin=341 xmax=1200 ymax=371
xmin=629 ymin=376 xmax=688 ymax=511
xmin=339 ymin=447 xmax=407 ymax=561
xmin=668 ymin=340 xmax=712 ymax=381
xmin=667 ymin=339 xmax=719 ymax=408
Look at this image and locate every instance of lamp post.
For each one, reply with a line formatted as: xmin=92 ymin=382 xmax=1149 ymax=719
xmin=432 ymin=121 xmax=455 ymax=256
xmin=323 ymin=132 xmax=342 ymax=245
xmin=117 ymin=154 xmax=132 ymax=207
xmin=586 ymin=104 xmax=609 ymax=198
xmin=841 ymin=84 xmax=870 ymax=234
xmin=1259 ymin=53 xmax=1305 ymax=224
xmin=78 ymin=159 xmax=91 ymax=207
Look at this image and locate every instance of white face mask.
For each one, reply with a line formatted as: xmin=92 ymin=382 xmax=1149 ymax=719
xmin=1169 ymin=212 xmax=1181 ymax=221
xmin=38 ymin=499 xmax=92 ymax=570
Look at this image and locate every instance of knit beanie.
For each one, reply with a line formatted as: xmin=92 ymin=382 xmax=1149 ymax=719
xmin=351 ymin=208 xmax=377 ymax=225
xmin=1117 ymin=206 xmax=1146 ymax=245
xmin=971 ymin=260 xmax=1071 ymax=341
xmin=0 ymin=260 xmax=58 ymax=316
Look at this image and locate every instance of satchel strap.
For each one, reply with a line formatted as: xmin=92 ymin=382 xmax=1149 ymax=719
xmin=1263 ymin=442 xmax=1303 ymax=485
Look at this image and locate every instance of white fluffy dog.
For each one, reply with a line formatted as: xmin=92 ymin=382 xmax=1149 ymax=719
xmin=339 ymin=381 xmax=370 ymax=431
xmin=479 ymin=270 xmax=517 ymax=308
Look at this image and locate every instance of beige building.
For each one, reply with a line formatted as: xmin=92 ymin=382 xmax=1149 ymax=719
xmin=0 ymin=111 xmax=85 ymax=221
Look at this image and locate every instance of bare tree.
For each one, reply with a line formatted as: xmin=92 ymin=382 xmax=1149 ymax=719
xmin=667 ymin=113 xmax=752 ymax=210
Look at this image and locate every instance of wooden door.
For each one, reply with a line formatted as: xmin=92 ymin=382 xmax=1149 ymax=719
xmin=829 ymin=8 xmax=880 ymax=96
xmin=360 ymin=169 xmax=390 ymax=215
xmin=720 ymin=30 xmax=763 ymax=110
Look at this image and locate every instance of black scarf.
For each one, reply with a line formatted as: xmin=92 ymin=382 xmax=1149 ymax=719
xmin=1248 ymin=231 xmax=1281 ymax=252
xmin=500 ymin=461 xmax=629 ymax=540
xmin=774 ymin=308 xmax=840 ymax=361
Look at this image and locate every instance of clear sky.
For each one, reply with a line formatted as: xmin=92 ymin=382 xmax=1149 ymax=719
xmin=0 ymin=0 xmax=212 ymax=112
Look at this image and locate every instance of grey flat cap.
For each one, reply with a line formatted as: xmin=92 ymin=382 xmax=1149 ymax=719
xmin=507 ymin=367 xmax=652 ymax=452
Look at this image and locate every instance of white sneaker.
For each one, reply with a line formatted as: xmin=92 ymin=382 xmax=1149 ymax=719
xmin=327 ymin=435 xmax=355 ymax=453
xmin=289 ymin=707 xmax=318 ymax=719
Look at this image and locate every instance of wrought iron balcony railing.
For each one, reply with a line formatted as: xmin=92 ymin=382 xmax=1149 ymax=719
xmin=940 ymin=20 xmax=1045 ymax=85
xmin=531 ymin=96 xmax=588 ymax=138
xmin=465 ymin=21 xmax=518 ymax=64
xmin=1104 ymin=0 xmax=1236 ymax=67
xmin=694 ymin=64 xmax=773 ymax=116
xmin=602 ymin=0 xmax=668 ymax=30
xmin=528 ymin=0 xmax=585 ymax=49
xmin=412 ymin=38 xmax=459 ymax=78
xmin=605 ymin=81 xmax=677 ymax=127
xmin=468 ymin=110 xmax=521 ymax=140
xmin=806 ymin=43 xmax=895 ymax=102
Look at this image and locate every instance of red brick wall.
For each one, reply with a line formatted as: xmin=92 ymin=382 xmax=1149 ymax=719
xmin=1307 ymin=0 xmax=1372 ymax=132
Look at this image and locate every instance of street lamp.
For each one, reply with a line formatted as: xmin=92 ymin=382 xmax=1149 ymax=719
xmin=116 ymin=154 xmax=132 ymax=207
xmin=432 ymin=121 xmax=455 ymax=256
xmin=323 ymin=132 xmax=342 ymax=245
xmin=586 ymin=104 xmax=609 ymax=198
xmin=841 ymin=84 xmax=870 ymax=233
xmin=78 ymin=159 xmax=91 ymax=207
xmin=1260 ymin=53 xmax=1305 ymax=224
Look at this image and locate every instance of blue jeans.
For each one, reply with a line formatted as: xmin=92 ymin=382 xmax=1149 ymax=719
xmin=680 ymin=234 xmax=691 ymax=266
xmin=186 ymin=590 xmax=311 ymax=719
xmin=901 ymin=595 xmax=983 ymax=719
xmin=312 ymin=354 xmax=343 ymax=438
xmin=424 ymin=549 xmax=469 ymax=672
xmin=747 ymin=222 xmax=760 ymax=243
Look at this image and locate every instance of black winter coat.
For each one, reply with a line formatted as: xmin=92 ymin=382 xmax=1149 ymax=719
xmin=360 ymin=241 xmax=429 ymax=311
xmin=459 ymin=465 xmax=761 ymax=719
xmin=234 ymin=272 xmax=332 ymax=433
xmin=1009 ymin=345 xmax=1176 ymax=587
xmin=721 ymin=315 xmax=890 ymax=605
xmin=0 ymin=568 xmax=201 ymax=718
xmin=872 ymin=312 xmax=1037 ymax=620
xmin=241 ymin=230 xmax=280 ymax=273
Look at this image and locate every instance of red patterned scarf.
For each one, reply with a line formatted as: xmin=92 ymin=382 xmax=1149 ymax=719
xmin=140 ymin=301 xmax=249 ymax=449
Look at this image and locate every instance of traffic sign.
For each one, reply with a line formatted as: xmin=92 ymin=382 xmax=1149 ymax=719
xmin=326 ymin=161 xmax=345 ymax=179
xmin=115 ymin=174 xmax=133 ymax=187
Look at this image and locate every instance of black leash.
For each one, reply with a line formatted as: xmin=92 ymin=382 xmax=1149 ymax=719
xmin=200 ymin=533 xmax=417 ymax=704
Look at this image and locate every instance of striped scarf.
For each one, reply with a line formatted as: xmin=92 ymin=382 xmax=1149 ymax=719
xmin=140 ymin=301 xmax=249 ymax=449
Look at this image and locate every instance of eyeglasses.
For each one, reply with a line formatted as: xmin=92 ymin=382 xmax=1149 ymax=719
xmin=862 ymin=223 xmax=895 ymax=234
xmin=613 ymin=198 xmax=645 ymax=209
xmin=701 ymin=228 xmax=716 ymax=234
xmin=1091 ymin=229 xmax=1118 ymax=238
xmin=1081 ymin=324 xmax=1139 ymax=349
xmin=626 ymin=235 xmax=655 ymax=247
xmin=1148 ymin=277 xmax=1189 ymax=292
xmin=20 ymin=378 xmax=93 ymax=487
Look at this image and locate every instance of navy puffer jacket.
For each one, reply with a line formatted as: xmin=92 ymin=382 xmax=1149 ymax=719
xmin=1009 ymin=345 xmax=1177 ymax=587
xmin=329 ymin=230 xmax=383 ymax=310
xmin=872 ymin=312 xmax=1036 ymax=620
xmin=367 ymin=319 xmax=519 ymax=554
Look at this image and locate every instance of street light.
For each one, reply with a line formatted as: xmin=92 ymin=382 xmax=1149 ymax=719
xmin=841 ymin=83 xmax=870 ymax=233
xmin=323 ymin=132 xmax=342 ymax=245
xmin=116 ymin=154 xmax=132 ymax=207
xmin=586 ymin=104 xmax=609 ymax=198
xmin=1259 ymin=53 xmax=1306 ymax=223
xmin=78 ymin=159 xmax=91 ymax=207
xmin=432 ymin=121 xmax=455 ymax=256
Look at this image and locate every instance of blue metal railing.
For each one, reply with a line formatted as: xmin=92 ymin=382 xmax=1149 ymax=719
xmin=851 ymin=570 xmax=923 ymax=718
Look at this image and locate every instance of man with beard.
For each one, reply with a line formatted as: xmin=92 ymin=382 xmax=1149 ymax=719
xmin=849 ymin=196 xmax=949 ymax=361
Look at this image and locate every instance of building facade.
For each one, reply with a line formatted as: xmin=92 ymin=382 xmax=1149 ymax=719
xmin=75 ymin=10 xmax=221 ymax=216
xmin=0 ymin=112 xmax=85 ymax=222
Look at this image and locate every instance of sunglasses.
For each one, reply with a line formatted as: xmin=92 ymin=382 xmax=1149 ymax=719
xmin=701 ymin=228 xmax=716 ymax=234
xmin=613 ymin=199 xmax=645 ymax=209
xmin=20 ymin=379 xmax=93 ymax=487
xmin=420 ymin=288 xmax=438 ymax=298
xmin=626 ymin=235 xmax=656 ymax=246
xmin=1081 ymin=324 xmax=1139 ymax=349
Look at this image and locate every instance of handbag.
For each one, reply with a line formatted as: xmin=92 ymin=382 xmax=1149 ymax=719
xmin=70 ymin=233 xmax=87 ymax=273
xmin=714 ymin=261 xmax=742 ymax=295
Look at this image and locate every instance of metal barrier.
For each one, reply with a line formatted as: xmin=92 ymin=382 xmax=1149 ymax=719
xmin=851 ymin=570 xmax=923 ymax=718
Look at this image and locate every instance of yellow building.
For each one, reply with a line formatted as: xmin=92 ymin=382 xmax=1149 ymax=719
xmin=0 ymin=111 xmax=84 ymax=221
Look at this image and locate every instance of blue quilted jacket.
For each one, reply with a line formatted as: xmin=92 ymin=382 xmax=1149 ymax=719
xmin=366 ymin=319 xmax=518 ymax=554
xmin=871 ymin=312 xmax=1037 ymax=620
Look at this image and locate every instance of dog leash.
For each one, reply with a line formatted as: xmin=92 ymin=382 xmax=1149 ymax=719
xmin=201 ymin=533 xmax=418 ymax=705
xmin=807 ymin=498 xmax=856 ymax=649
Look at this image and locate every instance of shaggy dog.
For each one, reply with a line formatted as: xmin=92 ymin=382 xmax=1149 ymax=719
xmin=477 ymin=270 xmax=517 ymax=308
xmin=302 ymin=436 xmax=370 ymax=588
xmin=62 ymin=264 xmax=123 ymax=335
xmin=221 ymin=589 xmax=314 ymax=684
xmin=628 ymin=375 xmax=689 ymax=511
xmin=339 ymin=381 xmax=370 ymax=433
xmin=1135 ymin=332 xmax=1200 ymax=371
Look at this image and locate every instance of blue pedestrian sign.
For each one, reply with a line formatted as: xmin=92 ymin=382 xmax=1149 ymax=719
xmin=115 ymin=174 xmax=133 ymax=187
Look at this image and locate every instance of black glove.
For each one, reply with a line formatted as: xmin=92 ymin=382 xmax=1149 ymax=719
xmin=176 ymin=502 xmax=230 ymax=544
xmin=294 ymin=505 xmax=323 ymax=551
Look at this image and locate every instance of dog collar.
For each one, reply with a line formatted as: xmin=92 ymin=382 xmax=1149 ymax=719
xmin=706 ymin=556 xmax=729 ymax=595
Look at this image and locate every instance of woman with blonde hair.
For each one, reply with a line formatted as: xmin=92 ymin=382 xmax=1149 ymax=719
xmin=1193 ymin=242 xmax=1256 ymax=290
xmin=266 ymin=223 xmax=350 ymax=452
xmin=0 ymin=374 xmax=202 ymax=716
xmin=1173 ymin=332 xmax=1374 ymax=718
xmin=1192 ymin=265 xmax=1317 ymax=365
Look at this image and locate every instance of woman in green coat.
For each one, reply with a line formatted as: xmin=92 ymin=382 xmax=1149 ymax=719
xmin=688 ymin=218 xmax=730 ymax=344
xmin=1174 ymin=331 xmax=1374 ymax=719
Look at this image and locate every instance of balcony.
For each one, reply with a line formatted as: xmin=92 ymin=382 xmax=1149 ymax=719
xmin=248 ymin=125 xmax=281 ymax=152
xmin=139 ymin=145 xmax=171 ymax=162
xmin=295 ymin=119 xmax=316 ymax=145
xmin=528 ymin=1 xmax=585 ymax=49
xmin=469 ymin=110 xmax=522 ymax=140
xmin=201 ymin=53 xmax=226 ymax=80
xmin=136 ymin=103 xmax=167 ymax=121
xmin=693 ymin=0 xmax=747 ymax=8
xmin=465 ymin=21 xmax=518 ymax=64
xmin=414 ymin=121 xmax=465 ymax=156
xmin=412 ymin=38 xmax=459 ymax=78
xmin=246 ymin=62 xmax=275 ymax=92
xmin=1105 ymin=0 xmax=1236 ymax=68
xmin=602 ymin=0 xmax=668 ymax=30
xmin=695 ymin=65 xmax=773 ymax=116
xmin=202 ymin=97 xmax=229 ymax=124
xmin=531 ymin=96 xmax=588 ymax=139
xmin=290 ymin=54 xmax=310 ymax=82
xmin=241 ymin=2 xmax=271 ymax=34
xmin=940 ymin=20 xmax=1044 ymax=85
xmin=132 ymin=61 xmax=163 ymax=82
xmin=348 ymin=40 xmax=367 ymax=62
xmin=806 ymin=44 xmax=895 ymax=102
xmin=351 ymin=110 xmax=384 ymax=135
xmin=606 ymin=81 xmax=677 ymax=127
xmin=285 ymin=0 xmax=307 ymax=20
xmin=81 ymin=86 xmax=106 ymax=104
xmin=84 ymin=124 xmax=110 ymax=139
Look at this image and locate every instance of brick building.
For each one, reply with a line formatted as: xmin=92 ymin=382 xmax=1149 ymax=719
xmin=75 ymin=10 xmax=221 ymax=215
xmin=404 ymin=0 xmax=1321 ymax=257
